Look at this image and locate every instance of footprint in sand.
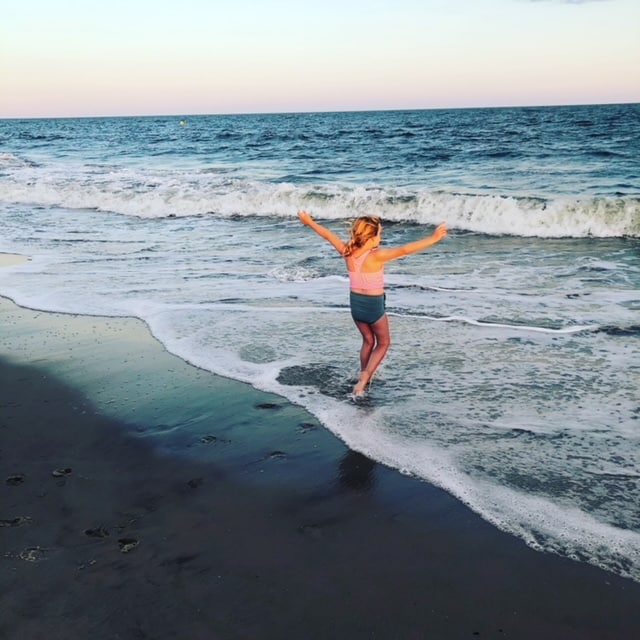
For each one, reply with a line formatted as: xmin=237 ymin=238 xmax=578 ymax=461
xmin=0 ymin=516 xmax=31 ymax=527
xmin=255 ymin=402 xmax=282 ymax=410
xmin=198 ymin=435 xmax=230 ymax=445
xmin=296 ymin=422 xmax=318 ymax=434
xmin=52 ymin=468 xmax=72 ymax=477
xmin=118 ymin=538 xmax=139 ymax=553
xmin=84 ymin=526 xmax=110 ymax=538
xmin=18 ymin=547 xmax=50 ymax=562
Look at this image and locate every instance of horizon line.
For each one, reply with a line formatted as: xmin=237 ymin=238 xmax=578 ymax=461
xmin=1 ymin=99 xmax=638 ymax=121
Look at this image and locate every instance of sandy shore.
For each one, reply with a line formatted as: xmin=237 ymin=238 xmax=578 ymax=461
xmin=2 ymin=289 xmax=640 ymax=639
xmin=0 ymin=253 xmax=28 ymax=267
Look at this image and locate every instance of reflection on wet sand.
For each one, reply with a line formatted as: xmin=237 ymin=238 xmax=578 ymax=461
xmin=338 ymin=450 xmax=376 ymax=492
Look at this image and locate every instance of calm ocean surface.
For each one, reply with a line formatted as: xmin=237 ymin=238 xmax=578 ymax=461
xmin=1 ymin=105 xmax=639 ymax=581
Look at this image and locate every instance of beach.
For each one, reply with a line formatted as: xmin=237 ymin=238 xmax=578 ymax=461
xmin=2 ymin=107 xmax=639 ymax=587
xmin=2 ymin=283 xmax=640 ymax=640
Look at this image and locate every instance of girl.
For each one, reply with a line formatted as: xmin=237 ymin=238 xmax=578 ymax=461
xmin=297 ymin=210 xmax=448 ymax=396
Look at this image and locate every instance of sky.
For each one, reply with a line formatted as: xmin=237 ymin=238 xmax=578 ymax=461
xmin=1 ymin=0 xmax=639 ymax=118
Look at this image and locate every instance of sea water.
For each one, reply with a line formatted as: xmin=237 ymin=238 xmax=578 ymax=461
xmin=1 ymin=105 xmax=639 ymax=581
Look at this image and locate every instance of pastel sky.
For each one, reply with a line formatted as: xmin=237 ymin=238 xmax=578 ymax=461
xmin=1 ymin=0 xmax=639 ymax=118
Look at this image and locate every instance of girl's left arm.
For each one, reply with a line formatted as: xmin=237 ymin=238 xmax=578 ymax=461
xmin=298 ymin=210 xmax=346 ymax=254
xmin=374 ymin=222 xmax=448 ymax=264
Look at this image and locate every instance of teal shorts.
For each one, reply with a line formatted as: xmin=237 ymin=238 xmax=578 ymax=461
xmin=350 ymin=292 xmax=386 ymax=324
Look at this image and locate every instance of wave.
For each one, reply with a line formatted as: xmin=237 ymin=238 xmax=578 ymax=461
xmin=1 ymin=158 xmax=638 ymax=238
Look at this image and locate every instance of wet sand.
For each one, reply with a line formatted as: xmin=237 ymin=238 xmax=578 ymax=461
xmin=2 ymin=293 xmax=640 ymax=640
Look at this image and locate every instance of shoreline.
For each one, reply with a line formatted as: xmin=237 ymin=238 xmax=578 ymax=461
xmin=0 ymin=252 xmax=29 ymax=267
xmin=2 ymin=292 xmax=640 ymax=639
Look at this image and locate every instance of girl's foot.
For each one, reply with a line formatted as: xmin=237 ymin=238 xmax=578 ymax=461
xmin=353 ymin=371 xmax=371 ymax=395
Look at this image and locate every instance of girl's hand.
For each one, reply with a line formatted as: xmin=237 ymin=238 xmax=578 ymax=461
xmin=297 ymin=210 xmax=312 ymax=225
xmin=432 ymin=222 xmax=448 ymax=241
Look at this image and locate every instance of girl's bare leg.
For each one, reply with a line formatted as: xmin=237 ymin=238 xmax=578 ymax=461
xmin=355 ymin=321 xmax=375 ymax=371
xmin=353 ymin=314 xmax=390 ymax=394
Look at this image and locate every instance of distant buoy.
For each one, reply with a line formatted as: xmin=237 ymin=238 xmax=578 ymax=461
xmin=179 ymin=119 xmax=186 ymax=126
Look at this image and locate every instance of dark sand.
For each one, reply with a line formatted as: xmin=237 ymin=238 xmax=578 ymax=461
xmin=2 ymin=293 xmax=640 ymax=640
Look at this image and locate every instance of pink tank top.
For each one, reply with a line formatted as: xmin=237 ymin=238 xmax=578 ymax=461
xmin=348 ymin=250 xmax=384 ymax=291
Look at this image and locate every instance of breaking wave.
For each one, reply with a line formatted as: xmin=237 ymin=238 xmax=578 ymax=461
xmin=0 ymin=156 xmax=638 ymax=238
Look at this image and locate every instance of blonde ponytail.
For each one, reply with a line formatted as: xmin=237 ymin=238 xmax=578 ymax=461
xmin=342 ymin=216 xmax=381 ymax=257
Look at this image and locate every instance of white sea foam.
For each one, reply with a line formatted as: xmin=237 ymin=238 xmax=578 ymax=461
xmin=387 ymin=312 xmax=598 ymax=334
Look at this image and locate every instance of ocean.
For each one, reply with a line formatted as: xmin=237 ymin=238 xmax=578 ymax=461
xmin=1 ymin=104 xmax=639 ymax=582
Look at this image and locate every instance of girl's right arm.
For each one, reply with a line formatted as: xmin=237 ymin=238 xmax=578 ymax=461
xmin=298 ymin=210 xmax=346 ymax=254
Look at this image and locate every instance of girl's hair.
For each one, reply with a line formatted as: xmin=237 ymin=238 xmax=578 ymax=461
xmin=342 ymin=216 xmax=381 ymax=257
